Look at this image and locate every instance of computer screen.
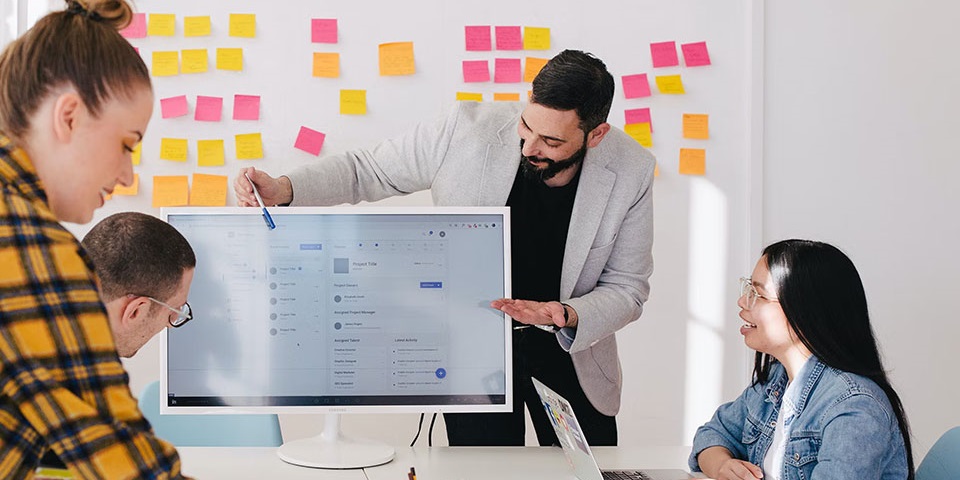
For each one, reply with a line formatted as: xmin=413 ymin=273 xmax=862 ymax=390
xmin=160 ymin=207 xmax=511 ymax=415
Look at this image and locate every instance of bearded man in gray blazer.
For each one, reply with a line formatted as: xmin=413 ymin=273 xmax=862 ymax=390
xmin=235 ymin=50 xmax=655 ymax=447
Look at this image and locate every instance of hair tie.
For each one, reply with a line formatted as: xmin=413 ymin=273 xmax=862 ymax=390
xmin=66 ymin=1 xmax=103 ymax=22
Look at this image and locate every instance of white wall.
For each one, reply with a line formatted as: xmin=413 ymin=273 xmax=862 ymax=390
xmin=764 ymin=1 xmax=960 ymax=461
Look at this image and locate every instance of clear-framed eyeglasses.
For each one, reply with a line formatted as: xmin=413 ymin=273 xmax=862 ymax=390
xmin=146 ymin=297 xmax=193 ymax=327
xmin=739 ymin=277 xmax=779 ymax=310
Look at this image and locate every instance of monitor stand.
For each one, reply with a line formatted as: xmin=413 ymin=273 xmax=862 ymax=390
xmin=276 ymin=413 xmax=395 ymax=469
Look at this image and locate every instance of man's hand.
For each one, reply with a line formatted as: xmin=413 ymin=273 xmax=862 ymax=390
xmin=490 ymin=299 xmax=575 ymax=328
xmin=234 ymin=167 xmax=293 ymax=207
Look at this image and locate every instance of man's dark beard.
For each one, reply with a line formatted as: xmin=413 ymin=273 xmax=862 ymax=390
xmin=519 ymin=138 xmax=588 ymax=183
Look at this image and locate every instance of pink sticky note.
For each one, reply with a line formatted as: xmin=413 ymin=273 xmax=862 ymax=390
xmin=120 ymin=13 xmax=146 ymax=38
xmin=233 ymin=94 xmax=261 ymax=121
xmin=160 ymin=95 xmax=188 ymax=119
xmin=462 ymin=60 xmax=490 ymax=83
xmin=294 ymin=126 xmax=326 ymax=156
xmin=650 ymin=41 xmax=679 ymax=68
xmin=682 ymin=41 xmax=711 ymax=67
xmin=625 ymin=108 xmax=653 ymax=132
xmin=494 ymin=58 xmax=522 ymax=83
xmin=495 ymin=26 xmax=522 ymax=51
xmin=311 ymin=19 xmax=338 ymax=43
xmin=465 ymin=26 xmax=492 ymax=51
xmin=195 ymin=96 xmax=223 ymax=122
xmin=622 ymin=74 xmax=651 ymax=99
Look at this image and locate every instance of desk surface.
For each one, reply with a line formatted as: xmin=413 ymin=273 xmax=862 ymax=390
xmin=178 ymin=446 xmax=697 ymax=479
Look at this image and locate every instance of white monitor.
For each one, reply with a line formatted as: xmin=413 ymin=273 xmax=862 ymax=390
xmin=160 ymin=206 xmax=511 ymax=468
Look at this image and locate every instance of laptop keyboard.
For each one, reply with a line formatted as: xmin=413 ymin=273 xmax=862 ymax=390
xmin=601 ymin=471 xmax=652 ymax=480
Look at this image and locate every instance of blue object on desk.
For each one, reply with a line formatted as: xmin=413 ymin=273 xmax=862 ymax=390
xmin=917 ymin=426 xmax=960 ymax=480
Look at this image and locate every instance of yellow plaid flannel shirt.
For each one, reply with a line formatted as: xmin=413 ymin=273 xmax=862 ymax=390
xmin=0 ymin=135 xmax=186 ymax=479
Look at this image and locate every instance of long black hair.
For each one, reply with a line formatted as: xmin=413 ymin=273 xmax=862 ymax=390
xmin=753 ymin=239 xmax=913 ymax=478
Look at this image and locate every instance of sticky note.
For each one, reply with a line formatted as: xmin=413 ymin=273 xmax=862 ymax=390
xmin=465 ymin=26 xmax=491 ymax=51
xmin=120 ymin=13 xmax=146 ymax=38
xmin=233 ymin=95 xmax=261 ymax=121
xmin=216 ymin=48 xmax=243 ymax=71
xmin=625 ymin=108 xmax=653 ymax=132
xmin=494 ymin=58 xmax=522 ymax=83
xmin=184 ymin=16 xmax=211 ymax=37
xmin=195 ymin=96 xmax=223 ymax=122
xmin=650 ymin=41 xmax=679 ymax=68
xmin=229 ymin=13 xmax=256 ymax=38
xmin=197 ymin=139 xmax=225 ymax=166
xmin=494 ymin=93 xmax=520 ymax=102
xmin=152 ymin=176 xmax=189 ymax=208
xmin=147 ymin=13 xmax=175 ymax=37
xmin=160 ymin=95 xmax=189 ymax=119
xmin=131 ymin=143 xmax=141 ymax=165
xmin=151 ymin=51 xmax=179 ymax=77
xmin=654 ymin=164 xmax=660 ymax=177
xmin=181 ymin=49 xmax=208 ymax=74
xmin=622 ymin=74 xmax=651 ymax=99
xmin=456 ymin=92 xmax=483 ymax=102
xmin=235 ymin=133 xmax=264 ymax=160
xmin=624 ymin=123 xmax=652 ymax=148
xmin=683 ymin=114 xmax=709 ymax=139
xmin=113 ymin=174 xmax=139 ymax=196
xmin=523 ymin=27 xmax=550 ymax=50
xmin=312 ymin=52 xmax=340 ymax=78
xmin=656 ymin=74 xmax=685 ymax=94
xmin=379 ymin=42 xmax=415 ymax=76
xmin=462 ymin=60 xmax=490 ymax=83
xmin=311 ymin=19 xmax=338 ymax=44
xmin=340 ymin=90 xmax=367 ymax=115
xmin=160 ymin=138 xmax=188 ymax=162
xmin=524 ymin=57 xmax=548 ymax=83
xmin=679 ymin=148 xmax=706 ymax=175
xmin=294 ymin=126 xmax=326 ymax=156
xmin=495 ymin=26 xmax=522 ymax=50
xmin=682 ymin=41 xmax=711 ymax=67
xmin=189 ymin=174 xmax=228 ymax=206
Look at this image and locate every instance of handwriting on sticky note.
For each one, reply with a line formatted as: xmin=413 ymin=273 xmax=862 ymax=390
xmin=494 ymin=58 xmax=522 ymax=83
xmin=679 ymin=148 xmax=706 ymax=175
xmin=495 ymin=26 xmax=522 ymax=50
xmin=160 ymin=95 xmax=188 ymax=119
xmin=190 ymin=174 xmax=228 ymax=206
xmin=494 ymin=93 xmax=520 ymax=102
xmin=523 ymin=27 xmax=550 ymax=50
xmin=624 ymin=123 xmax=652 ymax=148
xmin=120 ymin=13 xmax=146 ymax=38
xmin=465 ymin=26 xmax=492 ymax=51
xmin=294 ymin=126 xmax=326 ymax=156
xmin=650 ymin=41 xmax=679 ymax=68
xmin=195 ymin=96 xmax=223 ymax=122
xmin=235 ymin=133 xmax=264 ymax=160
xmin=625 ymin=108 xmax=653 ymax=132
xmin=233 ymin=95 xmax=261 ymax=121
xmin=462 ymin=60 xmax=490 ymax=83
xmin=184 ymin=16 xmax=211 ymax=37
xmin=682 ymin=41 xmax=711 ymax=67
xmin=379 ymin=42 xmax=415 ymax=76
xmin=456 ymin=92 xmax=483 ymax=102
xmin=656 ymin=74 xmax=685 ymax=94
xmin=524 ymin=57 xmax=548 ymax=83
xmin=152 ymin=51 xmax=179 ymax=76
xmin=229 ymin=13 xmax=256 ymax=38
xmin=181 ymin=49 xmax=208 ymax=73
xmin=216 ymin=48 xmax=243 ymax=71
xmin=148 ymin=13 xmax=175 ymax=37
xmin=311 ymin=18 xmax=338 ymax=43
xmin=131 ymin=143 xmax=141 ymax=165
xmin=197 ymin=139 xmax=225 ymax=166
xmin=622 ymin=74 xmax=651 ymax=99
xmin=340 ymin=90 xmax=367 ymax=115
xmin=153 ymin=176 xmax=189 ymax=208
xmin=683 ymin=114 xmax=709 ymax=139
xmin=113 ymin=174 xmax=139 ymax=196
xmin=160 ymin=138 xmax=188 ymax=162
xmin=313 ymin=52 xmax=340 ymax=78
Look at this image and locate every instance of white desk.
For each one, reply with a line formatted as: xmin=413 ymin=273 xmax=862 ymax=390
xmin=178 ymin=446 xmax=699 ymax=479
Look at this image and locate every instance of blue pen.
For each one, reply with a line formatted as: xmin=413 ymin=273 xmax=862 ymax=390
xmin=244 ymin=173 xmax=276 ymax=230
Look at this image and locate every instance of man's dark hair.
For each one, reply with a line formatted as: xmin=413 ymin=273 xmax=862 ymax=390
xmin=82 ymin=212 xmax=196 ymax=302
xmin=530 ymin=49 xmax=615 ymax=133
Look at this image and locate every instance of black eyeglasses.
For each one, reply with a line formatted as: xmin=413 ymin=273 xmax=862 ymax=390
xmin=146 ymin=297 xmax=193 ymax=327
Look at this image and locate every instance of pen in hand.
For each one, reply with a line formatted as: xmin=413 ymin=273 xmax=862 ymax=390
xmin=244 ymin=172 xmax=276 ymax=230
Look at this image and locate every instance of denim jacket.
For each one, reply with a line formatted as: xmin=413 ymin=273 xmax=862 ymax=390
xmin=689 ymin=357 xmax=909 ymax=479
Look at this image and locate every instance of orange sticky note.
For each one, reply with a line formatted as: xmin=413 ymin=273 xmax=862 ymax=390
xmin=229 ymin=13 xmax=256 ymax=38
xmin=216 ymin=48 xmax=243 ymax=71
xmin=181 ymin=49 xmax=208 ymax=74
xmin=456 ymin=92 xmax=483 ymax=102
xmin=523 ymin=27 xmax=550 ymax=50
xmin=624 ymin=123 xmax=652 ymax=148
xmin=524 ymin=57 xmax=548 ymax=83
xmin=379 ymin=42 xmax=415 ymax=76
xmin=147 ymin=13 xmax=175 ymax=37
xmin=151 ymin=51 xmax=179 ymax=76
xmin=494 ymin=93 xmax=520 ymax=102
xmin=340 ymin=90 xmax=367 ymax=115
xmin=654 ymin=163 xmax=660 ymax=178
xmin=113 ymin=174 xmax=139 ymax=196
xmin=189 ymin=173 xmax=228 ymax=206
xmin=655 ymin=74 xmax=685 ymax=94
xmin=159 ymin=138 xmax=188 ymax=162
xmin=152 ymin=175 xmax=189 ymax=207
xmin=679 ymin=148 xmax=706 ymax=175
xmin=683 ymin=114 xmax=709 ymax=139
xmin=312 ymin=52 xmax=340 ymax=78
xmin=131 ymin=143 xmax=141 ymax=166
xmin=235 ymin=133 xmax=264 ymax=160
xmin=183 ymin=16 xmax=211 ymax=37
xmin=197 ymin=139 xmax=225 ymax=166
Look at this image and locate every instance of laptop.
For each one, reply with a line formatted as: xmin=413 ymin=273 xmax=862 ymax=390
xmin=532 ymin=378 xmax=695 ymax=480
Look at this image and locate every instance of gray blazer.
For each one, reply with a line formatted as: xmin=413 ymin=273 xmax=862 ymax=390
xmin=287 ymin=102 xmax=655 ymax=415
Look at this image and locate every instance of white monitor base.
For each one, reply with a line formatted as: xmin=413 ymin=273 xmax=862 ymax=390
xmin=276 ymin=413 xmax=395 ymax=469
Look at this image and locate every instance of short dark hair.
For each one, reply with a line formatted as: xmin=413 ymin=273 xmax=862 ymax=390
xmin=82 ymin=212 xmax=196 ymax=302
xmin=530 ymin=49 xmax=615 ymax=133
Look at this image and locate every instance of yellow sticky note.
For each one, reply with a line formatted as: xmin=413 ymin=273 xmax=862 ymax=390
xmin=679 ymin=148 xmax=706 ymax=175
xmin=523 ymin=27 xmax=550 ymax=50
xmin=114 ymin=174 xmax=139 ymax=196
xmin=524 ymin=57 xmax=548 ymax=83
xmin=494 ymin=93 xmax=520 ymax=102
xmin=147 ymin=13 xmax=175 ymax=37
xmin=456 ymin=92 xmax=483 ymax=102
xmin=159 ymin=138 xmax=188 ymax=162
xmin=624 ymin=123 xmax=652 ymax=148
xmin=181 ymin=49 xmax=208 ymax=74
xmin=183 ymin=16 xmax=211 ymax=37
xmin=312 ymin=52 xmax=340 ymax=78
xmin=379 ymin=42 xmax=415 ymax=76
xmin=153 ymin=176 xmax=189 ymax=208
xmin=131 ymin=143 xmax=141 ymax=166
xmin=235 ymin=133 xmax=264 ymax=160
xmin=151 ymin=51 xmax=179 ymax=77
xmin=340 ymin=90 xmax=367 ymax=115
xmin=229 ymin=13 xmax=256 ymax=38
xmin=197 ymin=139 xmax=225 ymax=167
xmin=217 ymin=48 xmax=243 ymax=71
xmin=683 ymin=113 xmax=709 ymax=139
xmin=189 ymin=174 xmax=228 ymax=206
xmin=654 ymin=163 xmax=660 ymax=178
xmin=656 ymin=74 xmax=685 ymax=94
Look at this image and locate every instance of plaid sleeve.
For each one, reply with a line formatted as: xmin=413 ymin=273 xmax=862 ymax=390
xmin=0 ymin=191 xmax=188 ymax=479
